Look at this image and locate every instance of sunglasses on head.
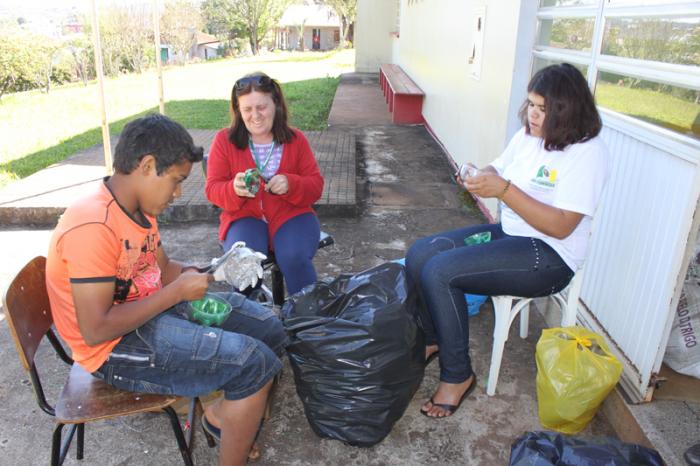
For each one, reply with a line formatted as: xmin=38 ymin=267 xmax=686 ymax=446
xmin=234 ymin=75 xmax=272 ymax=91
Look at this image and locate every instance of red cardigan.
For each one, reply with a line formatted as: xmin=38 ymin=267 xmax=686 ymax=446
xmin=205 ymin=128 xmax=324 ymax=242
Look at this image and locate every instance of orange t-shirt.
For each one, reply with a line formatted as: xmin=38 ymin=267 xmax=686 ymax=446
xmin=46 ymin=180 xmax=162 ymax=373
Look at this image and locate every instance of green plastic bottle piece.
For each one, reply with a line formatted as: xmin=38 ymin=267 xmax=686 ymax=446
xmin=244 ymin=168 xmax=261 ymax=195
xmin=464 ymin=231 xmax=491 ymax=246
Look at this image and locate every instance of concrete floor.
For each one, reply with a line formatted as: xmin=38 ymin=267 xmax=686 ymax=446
xmin=2 ymin=72 xmax=689 ymax=465
xmin=0 ymin=123 xmax=616 ymax=466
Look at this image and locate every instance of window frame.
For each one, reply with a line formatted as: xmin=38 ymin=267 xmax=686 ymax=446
xmin=532 ymin=1 xmax=700 ymax=146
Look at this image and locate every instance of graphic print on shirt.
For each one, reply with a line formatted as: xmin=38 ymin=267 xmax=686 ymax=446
xmin=113 ymin=232 xmax=161 ymax=303
xmin=531 ymin=164 xmax=558 ymax=188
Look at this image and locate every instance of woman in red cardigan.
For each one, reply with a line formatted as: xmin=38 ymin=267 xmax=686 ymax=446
xmin=205 ymin=72 xmax=324 ymax=295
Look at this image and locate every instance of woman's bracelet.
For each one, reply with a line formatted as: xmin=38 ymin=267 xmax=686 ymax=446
xmin=498 ymin=179 xmax=511 ymax=200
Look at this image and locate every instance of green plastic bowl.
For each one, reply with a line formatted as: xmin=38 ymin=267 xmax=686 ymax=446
xmin=188 ymin=293 xmax=232 ymax=327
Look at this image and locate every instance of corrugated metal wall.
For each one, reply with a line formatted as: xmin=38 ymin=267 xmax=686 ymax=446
xmin=580 ymin=113 xmax=700 ymax=401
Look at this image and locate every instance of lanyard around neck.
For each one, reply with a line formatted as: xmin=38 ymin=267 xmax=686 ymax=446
xmin=248 ymin=140 xmax=276 ymax=174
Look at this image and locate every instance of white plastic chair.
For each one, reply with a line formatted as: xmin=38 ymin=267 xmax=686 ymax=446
xmin=486 ymin=266 xmax=585 ymax=396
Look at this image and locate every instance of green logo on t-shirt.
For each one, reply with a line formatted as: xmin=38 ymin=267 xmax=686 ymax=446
xmin=533 ymin=165 xmax=557 ymax=187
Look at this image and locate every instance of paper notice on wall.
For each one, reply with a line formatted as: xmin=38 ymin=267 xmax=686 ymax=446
xmin=468 ymin=7 xmax=486 ymax=81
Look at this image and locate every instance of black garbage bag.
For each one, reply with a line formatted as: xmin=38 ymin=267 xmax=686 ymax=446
xmin=509 ymin=431 xmax=664 ymax=466
xmin=282 ymin=262 xmax=425 ymax=447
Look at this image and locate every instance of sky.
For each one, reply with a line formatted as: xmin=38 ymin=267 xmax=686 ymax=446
xmin=3 ymin=0 xmax=87 ymax=11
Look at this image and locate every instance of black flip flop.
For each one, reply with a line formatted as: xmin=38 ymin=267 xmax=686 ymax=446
xmin=420 ymin=375 xmax=478 ymax=418
xmin=425 ymin=350 xmax=440 ymax=366
xmin=202 ymin=414 xmax=264 ymax=442
xmin=202 ymin=414 xmax=221 ymax=440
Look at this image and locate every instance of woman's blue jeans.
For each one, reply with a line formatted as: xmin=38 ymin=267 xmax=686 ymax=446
xmin=224 ymin=213 xmax=320 ymax=295
xmin=405 ymin=223 xmax=574 ymax=384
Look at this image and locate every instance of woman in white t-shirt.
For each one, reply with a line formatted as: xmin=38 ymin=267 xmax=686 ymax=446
xmin=405 ymin=63 xmax=610 ymax=418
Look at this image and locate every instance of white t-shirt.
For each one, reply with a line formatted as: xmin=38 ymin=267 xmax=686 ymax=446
xmin=490 ymin=128 xmax=610 ymax=272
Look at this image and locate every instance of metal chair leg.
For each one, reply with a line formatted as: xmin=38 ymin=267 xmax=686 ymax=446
xmin=162 ymin=406 xmax=194 ymax=466
xmin=76 ymin=423 xmax=84 ymax=460
xmin=51 ymin=423 xmax=66 ymax=466
xmin=271 ymin=265 xmax=285 ymax=306
xmin=51 ymin=422 xmax=79 ymax=466
xmin=185 ymin=396 xmax=200 ymax=453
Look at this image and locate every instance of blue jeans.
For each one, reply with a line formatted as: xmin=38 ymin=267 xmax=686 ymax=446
xmin=224 ymin=213 xmax=321 ymax=295
xmin=94 ymin=292 xmax=288 ymax=400
xmin=405 ymin=223 xmax=573 ymax=384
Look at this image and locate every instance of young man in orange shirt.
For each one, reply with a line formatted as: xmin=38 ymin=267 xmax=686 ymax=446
xmin=46 ymin=114 xmax=286 ymax=465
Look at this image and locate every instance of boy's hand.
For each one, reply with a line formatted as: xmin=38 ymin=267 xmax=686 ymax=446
xmin=174 ymin=270 xmax=213 ymax=302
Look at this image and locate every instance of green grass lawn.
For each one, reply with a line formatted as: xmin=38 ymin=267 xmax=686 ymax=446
xmin=596 ymin=82 xmax=699 ymax=136
xmin=0 ymin=49 xmax=354 ymax=188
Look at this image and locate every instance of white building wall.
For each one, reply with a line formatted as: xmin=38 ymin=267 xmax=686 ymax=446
xmin=355 ymin=0 xmax=397 ymax=73
xmin=356 ymin=0 xmax=700 ymax=403
xmin=392 ymin=0 xmax=530 ymax=215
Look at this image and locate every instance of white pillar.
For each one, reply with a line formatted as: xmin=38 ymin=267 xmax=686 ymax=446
xmin=90 ymin=0 xmax=112 ymax=174
xmin=153 ymin=0 xmax=165 ymax=115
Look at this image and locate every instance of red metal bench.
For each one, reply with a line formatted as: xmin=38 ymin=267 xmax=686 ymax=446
xmin=379 ymin=64 xmax=425 ymax=124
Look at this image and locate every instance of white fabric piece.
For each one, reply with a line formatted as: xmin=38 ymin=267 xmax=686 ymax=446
xmin=212 ymin=241 xmax=266 ymax=289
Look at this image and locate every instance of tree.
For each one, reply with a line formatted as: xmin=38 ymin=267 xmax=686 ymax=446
xmin=0 ymin=32 xmax=33 ymax=99
xmin=229 ymin=0 xmax=291 ymax=55
xmin=30 ymin=41 xmax=61 ymax=93
xmin=201 ymin=0 xmax=244 ymax=54
xmin=160 ymin=0 xmax=202 ymax=64
xmin=297 ymin=17 xmax=307 ymax=51
xmin=119 ymin=3 xmax=153 ymax=73
xmin=81 ymin=4 xmax=152 ymax=77
xmin=66 ymin=35 xmax=93 ymax=85
xmin=325 ymin=0 xmax=356 ymax=47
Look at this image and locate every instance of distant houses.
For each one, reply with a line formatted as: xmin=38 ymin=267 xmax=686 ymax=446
xmin=275 ymin=4 xmax=341 ymax=51
xmin=161 ymin=31 xmax=221 ymax=64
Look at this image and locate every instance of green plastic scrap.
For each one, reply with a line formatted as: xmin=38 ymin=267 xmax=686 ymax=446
xmin=189 ymin=294 xmax=232 ymax=326
xmin=464 ymin=231 xmax=491 ymax=246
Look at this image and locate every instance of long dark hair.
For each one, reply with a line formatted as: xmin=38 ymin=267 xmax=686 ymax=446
xmin=228 ymin=72 xmax=295 ymax=149
xmin=518 ymin=63 xmax=602 ymax=151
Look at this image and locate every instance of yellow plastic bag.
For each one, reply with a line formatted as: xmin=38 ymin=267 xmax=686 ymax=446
xmin=536 ymin=327 xmax=623 ymax=434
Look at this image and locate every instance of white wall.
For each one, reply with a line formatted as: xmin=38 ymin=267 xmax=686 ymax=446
xmin=395 ymin=1 xmax=527 ymax=196
xmin=355 ymin=0 xmax=397 ymax=72
xmin=357 ymin=0 xmax=531 ymax=216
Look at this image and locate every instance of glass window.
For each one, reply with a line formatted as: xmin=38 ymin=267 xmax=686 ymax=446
xmin=540 ymin=0 xmax=597 ymax=6
xmin=537 ymin=17 xmax=595 ymax=51
xmin=533 ymin=56 xmax=589 ymax=77
xmin=608 ymin=0 xmax=691 ymax=5
xmin=534 ymin=0 xmax=700 ymax=140
xmin=595 ymin=71 xmax=700 ymax=139
xmin=602 ymin=16 xmax=700 ymax=66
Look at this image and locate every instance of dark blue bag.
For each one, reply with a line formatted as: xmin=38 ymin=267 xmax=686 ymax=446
xmin=509 ymin=431 xmax=664 ymax=466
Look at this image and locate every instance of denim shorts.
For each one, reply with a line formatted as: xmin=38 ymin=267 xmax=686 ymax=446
xmin=93 ymin=292 xmax=288 ymax=400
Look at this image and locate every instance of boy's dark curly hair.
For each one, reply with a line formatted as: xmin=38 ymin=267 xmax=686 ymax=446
xmin=113 ymin=114 xmax=203 ymax=175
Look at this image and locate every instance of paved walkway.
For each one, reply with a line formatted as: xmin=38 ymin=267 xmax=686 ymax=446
xmin=0 ymin=71 xmax=399 ymax=226
xmin=0 ymin=126 xmax=357 ymax=226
